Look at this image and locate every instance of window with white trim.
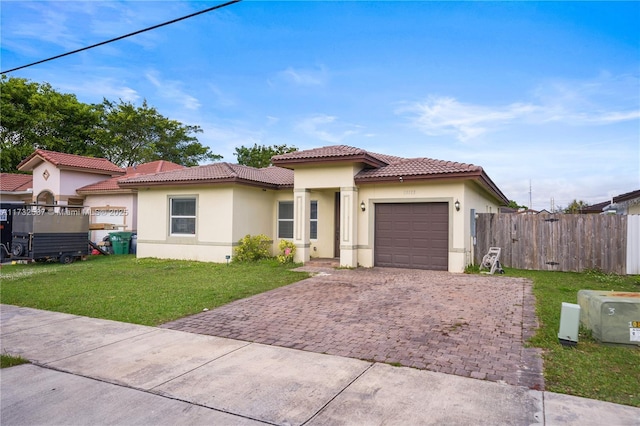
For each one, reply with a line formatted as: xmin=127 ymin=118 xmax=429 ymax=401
xmin=170 ymin=197 xmax=196 ymax=235
xmin=310 ymin=200 xmax=318 ymax=239
xmin=278 ymin=201 xmax=294 ymax=238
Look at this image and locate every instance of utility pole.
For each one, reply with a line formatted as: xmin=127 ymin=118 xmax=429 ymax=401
xmin=529 ymin=180 xmax=532 ymax=210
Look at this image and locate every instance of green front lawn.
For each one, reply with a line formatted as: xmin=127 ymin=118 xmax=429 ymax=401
xmin=0 ymin=255 xmax=309 ymax=326
xmin=1 ymin=256 xmax=638 ymax=406
xmin=507 ymin=268 xmax=640 ymax=407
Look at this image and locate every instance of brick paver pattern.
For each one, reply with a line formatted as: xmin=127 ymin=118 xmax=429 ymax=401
xmin=162 ymin=268 xmax=544 ymax=389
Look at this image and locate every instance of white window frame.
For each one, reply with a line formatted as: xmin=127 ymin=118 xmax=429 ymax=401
xmin=169 ymin=197 xmax=197 ymax=236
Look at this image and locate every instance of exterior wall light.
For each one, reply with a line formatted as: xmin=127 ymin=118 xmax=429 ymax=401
xmin=454 ymin=200 xmax=461 ymax=211
xmin=360 ymin=201 xmax=366 ymax=212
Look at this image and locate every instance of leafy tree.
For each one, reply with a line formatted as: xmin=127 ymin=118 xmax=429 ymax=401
xmin=0 ymin=76 xmax=101 ymax=172
xmin=507 ymin=200 xmax=528 ymax=210
xmin=1 ymin=76 xmax=222 ymax=172
xmin=95 ymin=99 xmax=221 ymax=167
xmin=564 ymin=199 xmax=589 ymax=214
xmin=234 ymin=143 xmax=298 ymax=168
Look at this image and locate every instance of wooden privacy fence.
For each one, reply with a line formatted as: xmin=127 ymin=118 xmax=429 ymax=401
xmin=474 ymin=213 xmax=638 ymax=275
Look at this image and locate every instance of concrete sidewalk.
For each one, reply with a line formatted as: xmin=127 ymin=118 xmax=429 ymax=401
xmin=1 ymin=305 xmax=638 ymax=425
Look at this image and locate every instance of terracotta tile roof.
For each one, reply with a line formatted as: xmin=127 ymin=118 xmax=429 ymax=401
xmin=77 ymin=160 xmax=186 ymax=193
xmin=272 ymin=145 xmax=392 ymax=168
xmin=0 ymin=173 xmax=33 ymax=192
xmin=125 ymin=160 xmax=185 ymax=175
xmin=355 ymin=157 xmax=483 ymax=181
xmin=118 ymin=162 xmax=294 ymax=189
xmin=17 ymin=149 xmax=124 ymax=175
xmin=115 ymin=145 xmax=507 ymax=204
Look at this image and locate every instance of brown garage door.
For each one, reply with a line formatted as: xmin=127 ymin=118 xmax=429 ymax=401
xmin=375 ymin=202 xmax=448 ymax=270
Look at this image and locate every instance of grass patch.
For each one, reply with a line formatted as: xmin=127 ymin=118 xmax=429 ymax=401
xmin=1 ymin=353 xmax=29 ymax=368
xmin=0 ymin=255 xmax=309 ymax=326
xmin=506 ymin=268 xmax=640 ymax=407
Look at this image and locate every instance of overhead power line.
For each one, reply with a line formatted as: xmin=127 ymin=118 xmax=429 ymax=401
xmin=1 ymin=0 xmax=242 ymax=74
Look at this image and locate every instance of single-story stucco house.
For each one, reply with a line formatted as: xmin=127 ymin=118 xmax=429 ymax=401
xmin=119 ymin=145 xmax=509 ymax=272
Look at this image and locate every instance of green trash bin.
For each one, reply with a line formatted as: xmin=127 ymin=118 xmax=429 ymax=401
xmin=109 ymin=232 xmax=132 ymax=255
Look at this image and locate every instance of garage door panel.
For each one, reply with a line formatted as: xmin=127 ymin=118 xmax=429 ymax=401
xmin=375 ymin=202 xmax=448 ymax=270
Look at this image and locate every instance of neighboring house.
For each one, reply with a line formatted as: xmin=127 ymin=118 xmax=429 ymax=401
xmin=604 ymin=189 xmax=640 ymax=215
xmin=581 ymin=201 xmax=611 ymax=214
xmin=120 ymin=145 xmax=509 ymax=273
xmin=15 ymin=149 xmax=184 ymax=243
xmin=583 ymin=189 xmax=640 ymax=215
xmin=18 ymin=149 xmax=126 ymax=207
xmin=0 ymin=173 xmax=33 ymax=202
xmin=77 ymin=160 xmax=184 ymax=242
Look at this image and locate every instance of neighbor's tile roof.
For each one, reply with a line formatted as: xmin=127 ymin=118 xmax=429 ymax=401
xmin=125 ymin=160 xmax=186 ymax=175
xmin=118 ymin=162 xmax=294 ymax=189
xmin=17 ymin=149 xmax=124 ymax=175
xmin=0 ymin=173 xmax=33 ymax=192
xmin=614 ymin=189 xmax=640 ymax=203
xmin=77 ymin=160 xmax=186 ymax=193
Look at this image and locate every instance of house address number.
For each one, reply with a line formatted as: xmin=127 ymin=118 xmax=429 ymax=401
xmin=403 ymin=190 xmax=416 ymax=195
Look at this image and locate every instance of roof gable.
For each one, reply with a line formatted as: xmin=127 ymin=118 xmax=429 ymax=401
xmin=17 ymin=149 xmax=124 ymax=175
xmin=272 ymin=145 xmax=391 ymax=168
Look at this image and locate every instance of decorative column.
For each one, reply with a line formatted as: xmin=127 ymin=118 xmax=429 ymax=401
xmin=293 ymin=188 xmax=311 ymax=263
xmin=339 ymin=186 xmax=358 ymax=267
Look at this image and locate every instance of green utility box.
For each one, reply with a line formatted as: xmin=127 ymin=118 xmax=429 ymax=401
xmin=577 ymin=290 xmax=640 ymax=347
xmin=109 ymin=232 xmax=132 ymax=255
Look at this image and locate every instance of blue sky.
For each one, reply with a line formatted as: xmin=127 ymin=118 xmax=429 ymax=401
xmin=2 ymin=1 xmax=638 ymax=210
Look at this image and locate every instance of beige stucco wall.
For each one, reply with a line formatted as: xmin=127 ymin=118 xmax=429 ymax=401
xmin=132 ymin=165 xmax=504 ymax=271
xmin=294 ymin=164 xmax=361 ymax=189
xmin=136 ymin=184 xmax=280 ymax=263
xmin=628 ymin=203 xmax=640 ymax=215
xmin=232 ymin=186 xmax=276 ymax=242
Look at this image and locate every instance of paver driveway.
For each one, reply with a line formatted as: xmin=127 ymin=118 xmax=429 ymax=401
xmin=162 ymin=267 xmax=544 ymax=389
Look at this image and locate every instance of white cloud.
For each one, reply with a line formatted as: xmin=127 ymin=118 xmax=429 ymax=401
xmin=57 ymin=78 xmax=140 ymax=103
xmin=273 ymin=65 xmax=328 ymax=87
xmin=145 ymin=71 xmax=201 ymax=110
xmin=295 ymin=114 xmax=361 ymax=143
xmin=397 ymin=96 xmax=538 ymax=141
xmin=398 ymin=74 xmax=639 ymax=141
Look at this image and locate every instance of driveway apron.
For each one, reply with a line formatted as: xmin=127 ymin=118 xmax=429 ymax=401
xmin=162 ymin=268 xmax=544 ymax=390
